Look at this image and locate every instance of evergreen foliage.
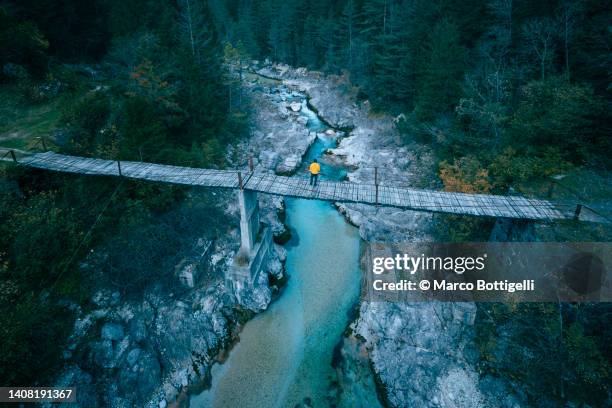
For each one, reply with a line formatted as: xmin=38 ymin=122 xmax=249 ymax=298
xmin=0 ymin=0 xmax=241 ymax=386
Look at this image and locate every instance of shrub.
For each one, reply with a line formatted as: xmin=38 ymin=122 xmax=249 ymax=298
xmin=439 ymin=156 xmax=492 ymax=193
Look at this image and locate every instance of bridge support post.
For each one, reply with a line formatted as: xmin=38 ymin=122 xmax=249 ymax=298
xmin=238 ymin=189 xmax=260 ymax=254
xmin=374 ymin=167 xmax=379 ymax=205
xmin=227 ymin=189 xmax=274 ymax=301
xmin=574 ymin=204 xmax=583 ymax=220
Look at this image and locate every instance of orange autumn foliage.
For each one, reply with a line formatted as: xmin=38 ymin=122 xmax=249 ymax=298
xmin=439 ymin=156 xmax=492 ymax=194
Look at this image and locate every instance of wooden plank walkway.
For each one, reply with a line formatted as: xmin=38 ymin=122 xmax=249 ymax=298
xmin=19 ymin=152 xmax=568 ymax=221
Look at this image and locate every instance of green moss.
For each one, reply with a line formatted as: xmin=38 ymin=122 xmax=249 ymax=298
xmin=0 ymin=85 xmax=65 ymax=148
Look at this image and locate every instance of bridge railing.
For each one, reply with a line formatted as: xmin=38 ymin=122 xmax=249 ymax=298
xmin=0 ymin=135 xmax=53 ymax=163
xmin=3 ymin=144 xmax=609 ymax=223
xmin=512 ymin=174 xmax=611 ymax=224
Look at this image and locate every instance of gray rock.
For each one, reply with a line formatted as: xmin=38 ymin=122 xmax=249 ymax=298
xmin=129 ymin=316 xmax=148 ymax=343
xmin=117 ymin=350 xmax=161 ymax=402
xmin=45 ymin=366 xmax=96 ymax=408
xmin=92 ymin=339 xmax=114 ymax=368
xmin=266 ymin=257 xmax=283 ymax=279
xmin=127 ymin=348 xmax=141 ymax=366
xmin=232 ymin=270 xmax=272 ymax=312
xmin=259 ymin=150 xmax=280 ymax=170
xmin=92 ymin=290 xmax=111 ymax=307
xmin=91 ymin=309 xmax=109 ymax=320
xmin=111 ymin=291 xmax=121 ymax=305
xmin=101 ymin=322 xmax=125 ymax=341
xmin=136 ymin=351 xmax=161 ymax=398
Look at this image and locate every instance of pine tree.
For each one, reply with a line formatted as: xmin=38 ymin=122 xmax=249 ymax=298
xmin=416 ymin=18 xmax=468 ymax=119
xmin=236 ymin=0 xmax=260 ymax=57
xmin=299 ymin=15 xmax=319 ymax=67
xmin=266 ymin=0 xmax=282 ymax=61
xmin=277 ymin=1 xmax=297 ymax=64
xmin=249 ymin=0 xmax=271 ymax=58
xmin=177 ymin=0 xmax=217 ymax=66
xmin=368 ymin=2 xmax=416 ymax=107
xmin=359 ymin=0 xmax=389 ymax=39
xmin=175 ymin=0 xmax=229 ymax=143
xmin=358 ymin=0 xmax=389 ymax=74
xmin=317 ymin=10 xmax=337 ymax=71
xmin=337 ymin=0 xmax=357 ymax=70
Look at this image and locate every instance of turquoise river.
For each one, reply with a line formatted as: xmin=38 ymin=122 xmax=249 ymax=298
xmin=191 ymin=98 xmax=381 ymax=408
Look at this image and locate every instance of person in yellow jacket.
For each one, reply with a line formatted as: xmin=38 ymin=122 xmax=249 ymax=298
xmin=309 ymin=159 xmax=321 ymax=186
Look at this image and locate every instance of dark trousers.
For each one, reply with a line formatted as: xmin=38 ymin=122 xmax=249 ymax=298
xmin=309 ymin=173 xmax=318 ymax=186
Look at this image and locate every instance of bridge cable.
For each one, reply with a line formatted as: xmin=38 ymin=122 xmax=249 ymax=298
xmin=47 ymin=179 xmax=125 ymax=293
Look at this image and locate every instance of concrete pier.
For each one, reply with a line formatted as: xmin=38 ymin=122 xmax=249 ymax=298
xmin=238 ymin=189 xmax=260 ymax=254
xmin=226 ymin=190 xmax=273 ymax=291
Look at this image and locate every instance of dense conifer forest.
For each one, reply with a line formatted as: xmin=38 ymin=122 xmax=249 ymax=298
xmin=213 ymin=0 xmax=610 ymax=179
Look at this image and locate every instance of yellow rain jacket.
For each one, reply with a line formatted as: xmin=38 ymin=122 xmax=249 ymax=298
xmin=309 ymin=162 xmax=321 ymax=175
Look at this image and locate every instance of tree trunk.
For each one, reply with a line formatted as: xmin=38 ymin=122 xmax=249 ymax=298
xmin=228 ymin=86 xmax=232 ymax=113
xmin=348 ymin=8 xmax=353 ymax=69
xmin=557 ymin=299 xmax=565 ymax=399
xmin=185 ymin=0 xmax=196 ymax=58
xmin=383 ymin=0 xmax=387 ymax=35
xmin=541 ymin=41 xmax=548 ymax=80
xmin=564 ymin=12 xmax=570 ymax=79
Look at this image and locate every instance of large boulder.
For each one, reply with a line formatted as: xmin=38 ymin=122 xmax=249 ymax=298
xmin=259 ymin=150 xmax=280 ymax=170
xmin=277 ymin=154 xmax=300 ymax=175
xmin=117 ymin=349 xmax=162 ymax=402
xmin=101 ymin=322 xmax=125 ymax=341
xmin=92 ymin=339 xmax=114 ymax=368
xmin=232 ymin=269 xmax=272 ymax=312
xmin=129 ymin=316 xmax=148 ymax=344
xmin=126 ymin=348 xmax=141 ymax=366
xmin=289 ymin=101 xmax=302 ymax=112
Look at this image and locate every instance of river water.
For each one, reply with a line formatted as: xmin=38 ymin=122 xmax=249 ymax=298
xmin=191 ymin=97 xmax=377 ymax=407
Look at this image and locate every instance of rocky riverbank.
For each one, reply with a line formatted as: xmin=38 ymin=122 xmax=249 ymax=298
xmin=257 ymin=63 xmax=525 ymax=407
xmin=236 ymin=71 xmax=345 ymax=176
xmin=47 ymin=187 xmax=287 ymax=408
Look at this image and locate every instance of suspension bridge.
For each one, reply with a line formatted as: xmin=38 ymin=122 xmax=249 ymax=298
xmin=2 ymin=148 xmax=608 ymax=283
xmin=3 ymin=150 xmax=598 ymax=223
